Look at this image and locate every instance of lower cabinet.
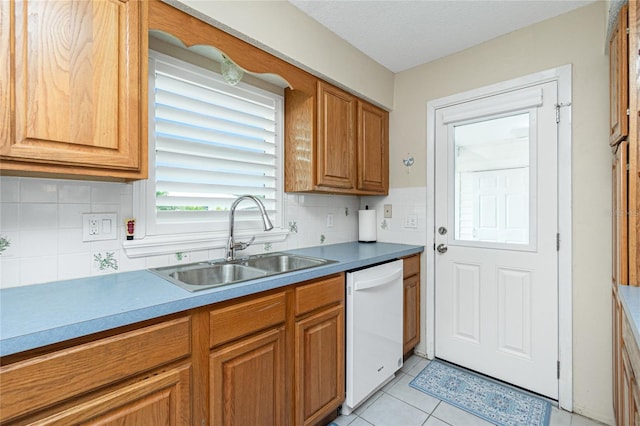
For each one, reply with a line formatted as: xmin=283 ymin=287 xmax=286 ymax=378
xmin=1 ymin=273 xmax=347 ymax=425
xmin=0 ymin=316 xmax=192 ymax=425
xmin=209 ymin=273 xmax=346 ymax=426
xmin=22 ymin=364 xmax=192 ymax=425
xmin=208 ymin=291 xmax=288 ymax=426
xmin=294 ymin=275 xmax=345 ymax=425
xmin=614 ymin=288 xmax=640 ymax=426
xmin=402 ymin=254 xmax=421 ymax=357
xmin=210 ymin=326 xmax=286 ymax=426
xmin=614 ymin=287 xmax=623 ymax=424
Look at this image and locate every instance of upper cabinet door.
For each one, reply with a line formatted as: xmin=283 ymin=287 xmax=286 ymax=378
xmin=0 ymin=0 xmax=147 ymax=180
xmin=357 ymin=101 xmax=389 ymax=193
xmin=316 ymin=81 xmax=357 ymax=190
xmin=610 ymin=4 xmax=629 ymax=146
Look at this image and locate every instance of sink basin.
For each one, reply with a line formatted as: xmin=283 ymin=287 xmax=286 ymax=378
xmin=151 ymin=253 xmax=335 ymax=292
xmin=238 ymin=253 xmax=327 ymax=273
xmin=152 ymin=263 xmax=268 ymax=292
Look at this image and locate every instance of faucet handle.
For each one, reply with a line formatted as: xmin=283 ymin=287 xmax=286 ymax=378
xmin=234 ymin=236 xmax=256 ymax=251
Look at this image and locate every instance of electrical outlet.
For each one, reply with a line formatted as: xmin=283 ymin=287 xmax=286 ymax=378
xmin=384 ymin=204 xmax=392 ymax=218
xmin=327 ymin=214 xmax=334 ymax=228
xmin=83 ymin=213 xmax=118 ymax=241
xmin=404 ymin=214 xmax=418 ymax=229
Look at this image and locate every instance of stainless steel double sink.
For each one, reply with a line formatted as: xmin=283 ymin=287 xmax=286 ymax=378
xmin=151 ymin=252 xmax=335 ymax=292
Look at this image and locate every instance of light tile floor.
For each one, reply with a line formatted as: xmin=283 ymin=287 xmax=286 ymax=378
xmin=330 ymin=355 xmax=608 ymax=426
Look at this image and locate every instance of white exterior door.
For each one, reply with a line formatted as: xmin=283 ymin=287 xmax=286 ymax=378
xmin=434 ymin=81 xmax=559 ymax=399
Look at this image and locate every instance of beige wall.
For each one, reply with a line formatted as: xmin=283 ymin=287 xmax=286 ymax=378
xmin=392 ymin=2 xmax=612 ymax=423
xmin=173 ymin=0 xmax=395 ymax=109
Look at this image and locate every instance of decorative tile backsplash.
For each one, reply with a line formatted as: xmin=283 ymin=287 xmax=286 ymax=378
xmin=0 ymin=176 xmax=386 ymax=288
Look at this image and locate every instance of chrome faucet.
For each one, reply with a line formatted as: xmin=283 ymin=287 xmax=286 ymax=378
xmin=226 ymin=195 xmax=274 ymax=261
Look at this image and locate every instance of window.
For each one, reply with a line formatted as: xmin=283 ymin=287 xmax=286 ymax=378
xmin=128 ymin=51 xmax=286 ymax=256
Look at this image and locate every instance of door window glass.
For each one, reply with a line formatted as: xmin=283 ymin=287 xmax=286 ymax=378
xmin=453 ymin=113 xmax=531 ymax=245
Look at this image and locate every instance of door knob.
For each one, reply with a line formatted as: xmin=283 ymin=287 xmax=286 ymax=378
xmin=436 ymin=244 xmax=448 ymax=253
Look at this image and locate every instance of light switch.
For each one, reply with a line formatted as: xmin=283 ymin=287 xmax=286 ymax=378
xmin=102 ymin=218 xmax=112 ymax=234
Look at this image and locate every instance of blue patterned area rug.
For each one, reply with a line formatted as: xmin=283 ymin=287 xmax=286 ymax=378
xmin=409 ymin=360 xmax=551 ymax=426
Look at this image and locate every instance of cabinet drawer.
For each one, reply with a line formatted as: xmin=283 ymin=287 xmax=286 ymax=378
xmin=623 ymin=313 xmax=640 ymax=378
xmin=403 ymin=254 xmax=420 ymax=278
xmin=295 ymin=274 xmax=344 ymax=317
xmin=0 ymin=316 xmax=191 ymax=423
xmin=210 ymin=292 xmax=286 ymax=348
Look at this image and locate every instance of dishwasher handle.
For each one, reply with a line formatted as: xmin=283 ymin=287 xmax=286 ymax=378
xmin=353 ymin=269 xmax=403 ymax=292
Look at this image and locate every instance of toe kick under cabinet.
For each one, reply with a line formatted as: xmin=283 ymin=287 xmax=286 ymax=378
xmin=0 ymin=273 xmax=346 ymax=426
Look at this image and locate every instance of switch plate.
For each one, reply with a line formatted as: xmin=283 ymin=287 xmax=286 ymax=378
xmin=383 ymin=204 xmax=392 ymax=218
xmin=83 ymin=213 xmax=118 ymax=241
xmin=404 ymin=214 xmax=418 ymax=229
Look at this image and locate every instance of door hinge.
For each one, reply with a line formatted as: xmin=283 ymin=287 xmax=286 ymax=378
xmin=557 ymin=361 xmax=560 ymax=379
xmin=556 ymin=233 xmax=560 ymax=251
xmin=555 ymin=102 xmax=572 ymax=124
xmin=627 ymin=108 xmax=631 ymax=116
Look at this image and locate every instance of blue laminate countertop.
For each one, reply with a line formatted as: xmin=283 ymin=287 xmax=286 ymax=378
xmin=619 ymin=285 xmax=640 ymax=345
xmin=0 ymin=242 xmax=423 ymax=357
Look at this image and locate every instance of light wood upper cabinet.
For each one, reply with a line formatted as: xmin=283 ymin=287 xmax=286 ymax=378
xmin=285 ymin=81 xmax=389 ymax=195
xmin=0 ymin=0 xmax=147 ymax=180
xmin=317 ymin=82 xmax=358 ymax=190
xmin=358 ymin=101 xmax=389 ymax=193
xmin=610 ymin=4 xmax=629 ymax=146
xmin=610 ymin=0 xmax=640 ymax=286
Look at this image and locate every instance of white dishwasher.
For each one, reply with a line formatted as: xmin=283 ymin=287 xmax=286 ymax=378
xmin=343 ymin=259 xmax=404 ymax=415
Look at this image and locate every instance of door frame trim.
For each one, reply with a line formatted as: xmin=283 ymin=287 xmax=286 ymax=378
xmin=425 ymin=65 xmax=573 ymax=411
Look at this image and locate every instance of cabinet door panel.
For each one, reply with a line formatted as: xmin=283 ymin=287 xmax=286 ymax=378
xmin=622 ymin=346 xmax=635 ymax=426
xmin=615 ymin=289 xmax=623 ymax=424
xmin=210 ymin=326 xmax=286 ymax=426
xmin=317 ymin=82 xmax=356 ymax=190
xmin=24 ymin=365 xmax=191 ymax=426
xmin=358 ymin=101 xmax=388 ymax=193
xmin=613 ymin=141 xmax=629 ymax=284
xmin=1 ymin=0 xmax=145 ymax=177
xmin=610 ymin=4 xmax=629 ymax=145
xmin=0 ymin=317 xmax=190 ymax=423
xmin=403 ymin=274 xmax=420 ymax=355
xmin=295 ymin=304 xmax=345 ymax=426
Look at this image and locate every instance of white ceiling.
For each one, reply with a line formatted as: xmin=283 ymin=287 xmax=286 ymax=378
xmin=288 ymin=0 xmax=597 ymax=73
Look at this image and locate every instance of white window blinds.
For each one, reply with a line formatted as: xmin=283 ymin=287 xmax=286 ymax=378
xmin=149 ymin=52 xmax=283 ymax=233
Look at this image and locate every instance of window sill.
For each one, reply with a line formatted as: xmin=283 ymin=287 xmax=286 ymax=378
xmin=122 ymin=228 xmax=290 ymax=258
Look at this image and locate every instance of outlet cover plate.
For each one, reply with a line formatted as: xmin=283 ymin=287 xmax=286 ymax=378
xmin=83 ymin=213 xmax=118 ymax=241
xmin=384 ymin=204 xmax=392 ymax=218
xmin=404 ymin=214 xmax=418 ymax=229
